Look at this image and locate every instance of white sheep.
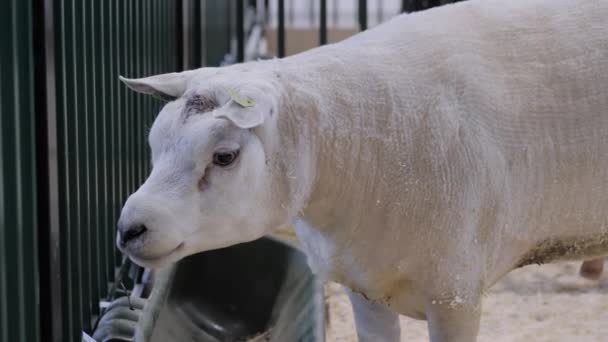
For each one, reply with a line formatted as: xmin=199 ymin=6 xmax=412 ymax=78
xmin=116 ymin=0 xmax=608 ymax=340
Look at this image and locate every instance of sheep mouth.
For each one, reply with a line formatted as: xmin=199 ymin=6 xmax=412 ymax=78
xmin=128 ymin=242 xmax=185 ymax=267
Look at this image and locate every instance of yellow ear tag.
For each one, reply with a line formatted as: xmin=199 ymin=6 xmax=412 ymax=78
xmin=226 ymin=87 xmax=256 ymax=108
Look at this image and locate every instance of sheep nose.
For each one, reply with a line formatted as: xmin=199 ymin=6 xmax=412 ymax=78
xmin=118 ymin=224 xmax=148 ymax=246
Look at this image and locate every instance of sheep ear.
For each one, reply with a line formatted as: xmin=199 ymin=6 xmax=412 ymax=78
xmin=214 ymin=89 xmax=273 ymax=129
xmin=214 ymin=105 xmax=266 ymax=129
xmin=119 ymin=69 xmax=210 ymax=101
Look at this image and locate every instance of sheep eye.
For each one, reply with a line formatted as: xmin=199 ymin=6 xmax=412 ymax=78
xmin=213 ymin=150 xmax=239 ymax=167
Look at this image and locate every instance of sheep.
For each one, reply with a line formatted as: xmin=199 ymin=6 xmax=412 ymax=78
xmin=116 ymin=0 xmax=608 ymax=340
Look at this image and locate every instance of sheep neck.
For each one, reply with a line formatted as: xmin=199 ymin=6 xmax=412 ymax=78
xmin=273 ymin=55 xmax=437 ymax=238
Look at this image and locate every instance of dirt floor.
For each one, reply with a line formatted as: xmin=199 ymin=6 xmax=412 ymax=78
xmin=324 ymin=261 xmax=608 ymax=342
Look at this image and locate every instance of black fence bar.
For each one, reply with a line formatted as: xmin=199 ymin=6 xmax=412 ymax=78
xmin=358 ymin=0 xmax=367 ymax=31
xmin=176 ymin=0 xmax=186 ymax=69
xmin=403 ymin=0 xmax=422 ymax=12
xmin=1 ymin=1 xmax=40 ymax=342
xmin=277 ymin=0 xmax=285 ymax=57
xmin=319 ymin=0 xmax=327 ymax=45
xmin=34 ymin=0 xmax=63 ymax=338
xmin=192 ymin=0 xmax=203 ymax=68
xmin=237 ymin=0 xmax=245 ymax=62
xmin=403 ymin=0 xmax=455 ymax=13
xmin=18 ymin=0 xmax=183 ymax=340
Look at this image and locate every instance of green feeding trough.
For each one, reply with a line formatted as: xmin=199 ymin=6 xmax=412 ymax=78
xmin=93 ymin=237 xmax=324 ymax=342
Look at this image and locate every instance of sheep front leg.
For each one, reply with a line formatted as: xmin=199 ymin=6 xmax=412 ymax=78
xmin=346 ymin=287 xmax=401 ymax=342
xmin=426 ymin=300 xmax=481 ymax=342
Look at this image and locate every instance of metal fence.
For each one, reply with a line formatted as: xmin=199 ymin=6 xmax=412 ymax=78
xmin=0 ymin=1 xmax=461 ymax=342
xmin=45 ymin=2 xmax=182 ymax=341
xmin=2 ymin=1 xmax=183 ymax=341
xmin=1 ymin=1 xmax=39 ymax=342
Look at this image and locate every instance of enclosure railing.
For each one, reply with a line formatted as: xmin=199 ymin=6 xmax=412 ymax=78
xmin=258 ymin=0 xmax=465 ymax=58
xmin=39 ymin=1 xmax=182 ymax=341
xmin=1 ymin=1 xmax=461 ymax=342
xmin=2 ymin=1 xmax=184 ymax=341
xmin=1 ymin=2 xmax=39 ymax=342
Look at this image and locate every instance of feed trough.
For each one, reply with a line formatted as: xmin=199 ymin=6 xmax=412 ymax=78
xmin=119 ymin=236 xmax=325 ymax=342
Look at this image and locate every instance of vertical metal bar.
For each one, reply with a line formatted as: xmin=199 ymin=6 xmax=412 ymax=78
xmin=76 ymin=0 xmax=93 ymax=331
xmin=141 ymin=0 xmax=146 ymax=182
xmin=402 ymin=0 xmax=424 ymax=13
xmin=55 ymin=0 xmax=75 ymax=339
xmin=112 ymin=0 xmax=122 ymax=268
xmin=158 ymin=0 xmax=162 ymax=73
xmin=199 ymin=0 xmax=207 ymax=67
xmin=120 ymin=0 xmax=126 ymax=211
xmin=236 ymin=0 xmax=245 ymax=63
xmin=172 ymin=0 xmax=177 ymax=69
xmin=142 ymin=0 xmax=149 ymax=181
xmin=100 ymin=0 xmax=113 ymax=288
xmin=66 ymin=0 xmax=85 ymax=338
xmin=429 ymin=0 xmax=441 ymax=9
xmin=33 ymin=0 xmax=63 ymax=338
xmin=277 ymin=0 xmax=285 ymax=57
xmin=120 ymin=0 xmax=128 ymax=224
xmin=175 ymin=0 xmax=185 ymax=70
xmin=134 ymin=0 xmax=140 ymax=197
xmin=131 ymin=0 xmax=136 ymax=201
xmin=174 ymin=0 xmax=179 ymax=67
xmin=85 ymin=0 xmax=101 ymax=320
xmin=83 ymin=0 xmax=94 ymax=328
xmin=92 ymin=0 xmax=107 ymax=307
xmin=138 ymin=0 xmax=144 ymax=187
xmin=15 ymin=0 xmax=39 ymax=339
xmin=182 ymin=0 xmax=193 ymax=69
xmin=319 ymin=0 xmax=327 ymax=45
xmin=125 ymin=0 xmax=131 ymax=204
xmin=0 ymin=43 xmax=6 ymax=342
xmin=167 ymin=0 xmax=174 ymax=71
xmin=107 ymin=0 xmax=115 ymax=270
xmin=193 ymin=0 xmax=203 ymax=68
xmin=131 ymin=0 xmax=137 ymax=202
xmin=152 ymin=0 xmax=158 ymax=101
xmin=106 ymin=0 xmax=122 ymax=274
xmin=127 ymin=0 xmax=134 ymax=197
xmin=145 ymin=0 xmax=151 ymax=173
xmin=358 ymin=0 xmax=367 ymax=31
xmin=0 ymin=48 xmax=6 ymax=342
xmin=116 ymin=0 xmax=126 ymax=267
xmin=1 ymin=1 xmax=39 ymax=341
xmin=151 ymin=0 xmax=158 ymax=152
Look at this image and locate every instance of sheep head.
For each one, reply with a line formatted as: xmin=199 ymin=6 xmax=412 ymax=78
xmin=116 ymin=68 xmax=289 ymax=269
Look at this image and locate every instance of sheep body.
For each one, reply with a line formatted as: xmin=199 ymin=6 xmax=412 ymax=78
xmin=118 ymin=0 xmax=608 ymax=340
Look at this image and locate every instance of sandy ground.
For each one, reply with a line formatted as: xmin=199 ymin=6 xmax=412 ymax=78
xmin=324 ymin=261 xmax=608 ymax=342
